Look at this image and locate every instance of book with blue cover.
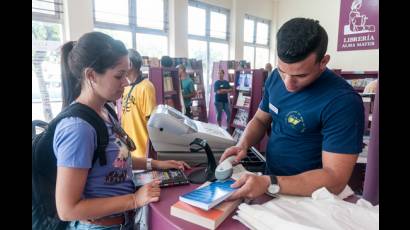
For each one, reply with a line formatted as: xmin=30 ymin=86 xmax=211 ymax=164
xmin=179 ymin=179 xmax=237 ymax=211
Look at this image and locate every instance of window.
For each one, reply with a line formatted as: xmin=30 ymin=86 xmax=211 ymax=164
xmin=188 ymin=0 xmax=230 ymax=107
xmin=188 ymin=39 xmax=207 ymax=74
xmin=188 ymin=6 xmax=206 ymax=36
xmin=210 ymin=11 xmax=227 ymax=39
xmin=255 ymin=47 xmax=270 ymax=70
xmin=256 ymin=22 xmax=269 ymax=45
xmin=243 ymin=46 xmax=255 ymax=68
xmin=94 ymin=0 xmax=129 ymax=25
xmin=94 ymin=28 xmax=133 ymax=48
xmin=93 ymin=0 xmax=168 ymax=58
xmin=136 ymin=0 xmax=164 ymax=30
xmin=244 ymin=19 xmax=254 ymax=43
xmin=136 ymin=33 xmax=168 ymax=58
xmin=209 ymin=42 xmax=228 ymax=77
xmin=32 ymin=0 xmax=64 ymax=121
xmin=243 ymin=15 xmax=271 ymax=69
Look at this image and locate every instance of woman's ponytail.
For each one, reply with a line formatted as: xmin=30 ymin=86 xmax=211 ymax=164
xmin=60 ymin=41 xmax=81 ymax=108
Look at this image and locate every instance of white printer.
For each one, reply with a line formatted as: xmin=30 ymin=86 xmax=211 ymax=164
xmin=147 ymin=104 xmax=236 ymax=153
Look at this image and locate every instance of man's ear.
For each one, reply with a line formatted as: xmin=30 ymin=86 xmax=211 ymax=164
xmin=319 ymin=54 xmax=330 ymax=70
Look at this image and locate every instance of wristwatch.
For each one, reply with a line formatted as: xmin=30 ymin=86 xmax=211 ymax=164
xmin=146 ymin=158 xmax=153 ymax=170
xmin=267 ymin=175 xmax=280 ymax=195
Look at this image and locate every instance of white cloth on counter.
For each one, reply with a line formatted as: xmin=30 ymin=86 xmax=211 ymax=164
xmin=232 ymin=187 xmax=379 ymax=230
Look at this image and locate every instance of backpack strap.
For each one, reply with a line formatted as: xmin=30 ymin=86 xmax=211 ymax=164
xmin=54 ymin=103 xmax=112 ymax=166
xmin=105 ymin=103 xmax=119 ymax=121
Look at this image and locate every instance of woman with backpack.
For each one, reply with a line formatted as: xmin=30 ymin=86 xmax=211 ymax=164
xmin=52 ymin=32 xmax=189 ymax=229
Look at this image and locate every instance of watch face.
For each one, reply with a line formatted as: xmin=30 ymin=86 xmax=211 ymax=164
xmin=268 ymin=184 xmax=280 ymax=194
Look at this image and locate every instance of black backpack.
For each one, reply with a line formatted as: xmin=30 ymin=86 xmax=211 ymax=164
xmin=32 ymin=103 xmax=118 ymax=230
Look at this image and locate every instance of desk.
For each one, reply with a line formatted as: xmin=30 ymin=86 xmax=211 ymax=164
xmin=148 ymin=170 xmax=360 ymax=230
xmin=149 ymin=169 xmax=273 ymax=230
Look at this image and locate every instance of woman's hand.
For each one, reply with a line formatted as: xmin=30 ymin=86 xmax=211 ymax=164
xmin=133 ymin=179 xmax=161 ymax=208
xmin=153 ymin=160 xmax=191 ymax=171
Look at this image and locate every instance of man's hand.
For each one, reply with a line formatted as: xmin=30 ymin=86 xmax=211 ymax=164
xmin=153 ymin=160 xmax=191 ymax=171
xmin=219 ymin=146 xmax=247 ymax=163
xmin=227 ymin=174 xmax=271 ymax=200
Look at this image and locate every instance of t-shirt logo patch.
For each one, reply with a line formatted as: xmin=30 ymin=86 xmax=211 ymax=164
xmin=286 ymin=111 xmax=306 ymax=133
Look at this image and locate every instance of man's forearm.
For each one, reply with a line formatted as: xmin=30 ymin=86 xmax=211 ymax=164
xmin=238 ymin=116 xmax=268 ymax=150
xmin=277 ymin=168 xmax=347 ymax=196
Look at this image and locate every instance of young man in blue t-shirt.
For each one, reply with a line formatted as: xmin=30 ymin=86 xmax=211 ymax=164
xmin=214 ymin=69 xmax=233 ymax=127
xmin=220 ymin=18 xmax=364 ymax=199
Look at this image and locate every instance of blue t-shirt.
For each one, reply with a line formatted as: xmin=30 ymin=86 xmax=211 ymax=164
xmin=259 ymin=68 xmax=364 ymax=176
xmin=214 ymin=80 xmax=231 ymax=103
xmin=53 ymin=116 xmax=135 ymax=199
xmin=181 ymin=77 xmax=195 ymax=106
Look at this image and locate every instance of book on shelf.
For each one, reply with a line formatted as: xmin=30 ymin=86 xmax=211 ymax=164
xmin=232 ymin=128 xmax=244 ymax=142
xmin=233 ymin=109 xmax=249 ymax=127
xmin=163 ymin=77 xmax=174 ymax=92
xmin=194 ymin=88 xmax=204 ymax=100
xmin=236 ymin=73 xmax=252 ymax=91
xmin=190 ymin=72 xmax=202 ymax=84
xmin=236 ymin=92 xmax=251 ymax=108
xmin=191 ymin=106 xmax=202 ymax=117
xmin=345 ymin=78 xmax=374 ymax=88
xmin=132 ymin=169 xmax=189 ymax=188
xmin=142 ymin=56 xmax=150 ymax=66
xmin=149 ymin=57 xmax=160 ymax=67
xmin=165 ymin=98 xmax=175 ymax=108
xmin=171 ymin=180 xmax=241 ymax=230
xmin=179 ymin=180 xmax=237 ymax=211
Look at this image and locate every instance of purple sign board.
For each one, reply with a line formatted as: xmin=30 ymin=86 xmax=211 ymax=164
xmin=337 ymin=0 xmax=379 ymax=51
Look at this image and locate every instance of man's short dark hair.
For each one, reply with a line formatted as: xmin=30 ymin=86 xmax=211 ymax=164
xmin=276 ymin=18 xmax=328 ymax=64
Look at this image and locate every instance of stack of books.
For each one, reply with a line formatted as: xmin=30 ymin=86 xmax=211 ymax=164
xmin=236 ymin=92 xmax=251 ymax=108
xmin=233 ymin=109 xmax=249 ymax=127
xmin=232 ymin=128 xmax=244 ymax=142
xmin=171 ymin=180 xmax=241 ymax=229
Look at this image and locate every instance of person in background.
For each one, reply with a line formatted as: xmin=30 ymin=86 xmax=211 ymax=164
xmin=265 ymin=63 xmax=273 ymax=77
xmin=214 ymin=69 xmax=233 ymax=127
xmin=178 ymin=64 xmax=195 ymax=118
xmin=220 ymin=18 xmax=364 ymax=200
xmin=120 ymin=49 xmax=156 ymax=159
xmin=56 ymin=32 xmax=189 ymax=230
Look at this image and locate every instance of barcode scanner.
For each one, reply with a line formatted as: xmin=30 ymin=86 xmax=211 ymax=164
xmin=215 ymin=156 xmax=236 ymax=181
xmin=188 ymin=138 xmax=217 ymax=184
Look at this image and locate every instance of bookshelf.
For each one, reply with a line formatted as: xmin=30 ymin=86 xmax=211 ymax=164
xmin=148 ymin=67 xmax=182 ymax=112
xmin=208 ymin=60 xmax=251 ymax=127
xmin=187 ymin=60 xmax=207 ymax=122
xmin=229 ymin=69 xmax=268 ymax=151
xmin=164 ymin=57 xmax=207 ymax=122
xmin=337 ymin=70 xmax=378 ymax=93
